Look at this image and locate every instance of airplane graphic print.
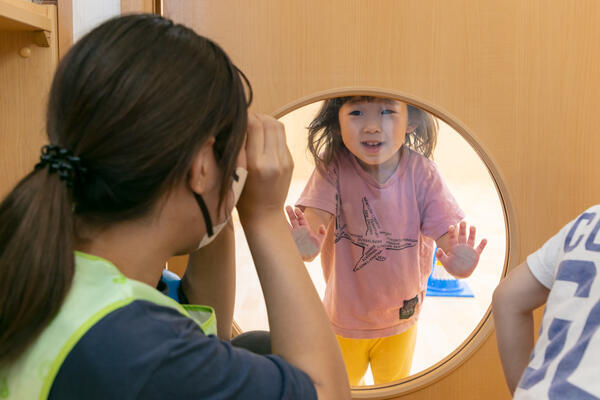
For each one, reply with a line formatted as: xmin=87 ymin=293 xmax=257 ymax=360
xmin=334 ymin=194 xmax=417 ymax=271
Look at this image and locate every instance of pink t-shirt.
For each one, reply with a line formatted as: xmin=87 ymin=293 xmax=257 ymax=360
xmin=296 ymin=147 xmax=465 ymax=338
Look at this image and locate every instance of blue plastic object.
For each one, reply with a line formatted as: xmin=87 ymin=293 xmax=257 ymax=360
xmin=161 ymin=269 xmax=182 ymax=302
xmin=426 ymin=248 xmax=474 ymax=298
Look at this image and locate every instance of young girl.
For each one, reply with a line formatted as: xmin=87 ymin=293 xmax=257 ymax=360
xmin=287 ymin=96 xmax=487 ymax=385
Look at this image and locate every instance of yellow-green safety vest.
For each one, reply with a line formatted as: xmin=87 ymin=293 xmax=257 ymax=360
xmin=0 ymin=251 xmax=216 ymax=400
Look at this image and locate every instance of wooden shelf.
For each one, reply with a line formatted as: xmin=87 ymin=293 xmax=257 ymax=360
xmin=0 ymin=0 xmax=52 ymax=32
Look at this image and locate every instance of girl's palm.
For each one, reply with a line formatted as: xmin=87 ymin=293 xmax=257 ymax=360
xmin=436 ymin=221 xmax=487 ymax=278
xmin=286 ymin=206 xmax=326 ymax=261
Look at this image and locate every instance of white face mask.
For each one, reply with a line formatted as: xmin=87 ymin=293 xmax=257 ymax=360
xmin=195 ymin=167 xmax=247 ymax=249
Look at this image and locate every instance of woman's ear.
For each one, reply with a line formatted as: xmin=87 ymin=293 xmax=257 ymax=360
xmin=188 ymin=137 xmax=216 ymax=195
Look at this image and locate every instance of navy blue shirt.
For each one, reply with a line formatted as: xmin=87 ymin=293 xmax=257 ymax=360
xmin=49 ymin=300 xmax=317 ymax=399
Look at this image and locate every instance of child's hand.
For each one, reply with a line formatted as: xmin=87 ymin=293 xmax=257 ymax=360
xmin=286 ymin=206 xmax=327 ymax=261
xmin=436 ymin=221 xmax=487 ymax=278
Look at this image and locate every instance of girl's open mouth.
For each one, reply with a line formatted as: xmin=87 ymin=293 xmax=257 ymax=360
xmin=361 ymin=141 xmax=383 ymax=147
xmin=361 ymin=141 xmax=384 ymax=153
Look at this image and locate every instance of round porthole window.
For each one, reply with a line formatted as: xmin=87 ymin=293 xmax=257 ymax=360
xmin=232 ymin=88 xmax=517 ymax=398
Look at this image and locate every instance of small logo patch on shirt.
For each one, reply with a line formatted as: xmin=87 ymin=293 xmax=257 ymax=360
xmin=399 ymin=295 xmax=419 ymax=319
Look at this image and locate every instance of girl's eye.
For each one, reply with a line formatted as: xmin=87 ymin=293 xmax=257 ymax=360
xmin=381 ymin=109 xmax=396 ymax=115
xmin=349 ymin=110 xmax=362 ymax=116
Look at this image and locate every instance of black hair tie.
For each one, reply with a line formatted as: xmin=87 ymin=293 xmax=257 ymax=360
xmin=35 ymin=144 xmax=87 ymax=188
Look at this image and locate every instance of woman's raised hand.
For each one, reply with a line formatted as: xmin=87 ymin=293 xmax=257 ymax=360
xmin=236 ymin=113 xmax=293 ymax=223
xmin=233 ymin=113 xmax=351 ymax=399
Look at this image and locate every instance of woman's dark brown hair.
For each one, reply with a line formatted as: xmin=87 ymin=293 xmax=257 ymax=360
xmin=0 ymin=14 xmax=251 ymax=364
xmin=307 ymin=96 xmax=437 ymax=174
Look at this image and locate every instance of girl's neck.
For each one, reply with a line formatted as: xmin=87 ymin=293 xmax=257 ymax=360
xmin=354 ymin=147 xmax=403 ymax=184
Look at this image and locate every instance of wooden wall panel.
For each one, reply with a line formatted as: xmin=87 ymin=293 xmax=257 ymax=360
xmin=162 ymin=1 xmax=600 ymax=398
xmin=57 ymin=0 xmax=71 ymax=58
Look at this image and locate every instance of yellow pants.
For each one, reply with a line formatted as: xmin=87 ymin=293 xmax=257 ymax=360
xmin=336 ymin=324 xmax=418 ymax=386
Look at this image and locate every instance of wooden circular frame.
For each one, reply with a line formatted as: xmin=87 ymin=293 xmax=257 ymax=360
xmin=270 ymin=87 xmax=519 ymax=399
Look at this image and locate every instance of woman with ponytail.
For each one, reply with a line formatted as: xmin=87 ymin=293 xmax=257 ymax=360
xmin=0 ymin=14 xmax=349 ymax=400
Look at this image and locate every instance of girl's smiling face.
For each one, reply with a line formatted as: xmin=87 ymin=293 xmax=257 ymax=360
xmin=338 ymin=99 xmax=414 ymax=178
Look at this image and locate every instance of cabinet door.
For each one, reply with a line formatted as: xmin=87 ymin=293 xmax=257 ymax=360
xmin=0 ymin=2 xmax=57 ymax=198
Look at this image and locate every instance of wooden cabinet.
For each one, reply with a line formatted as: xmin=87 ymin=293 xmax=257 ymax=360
xmin=0 ymin=0 xmax=57 ymax=198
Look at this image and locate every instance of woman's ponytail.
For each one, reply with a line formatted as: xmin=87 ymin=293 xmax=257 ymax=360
xmin=0 ymin=169 xmax=75 ymax=364
xmin=0 ymin=13 xmax=252 ymax=365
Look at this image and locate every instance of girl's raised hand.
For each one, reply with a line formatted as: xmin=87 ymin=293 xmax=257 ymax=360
xmin=236 ymin=113 xmax=293 ymax=223
xmin=436 ymin=221 xmax=487 ymax=278
xmin=286 ymin=206 xmax=326 ymax=261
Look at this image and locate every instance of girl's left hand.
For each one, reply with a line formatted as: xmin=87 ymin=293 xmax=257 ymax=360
xmin=436 ymin=221 xmax=487 ymax=278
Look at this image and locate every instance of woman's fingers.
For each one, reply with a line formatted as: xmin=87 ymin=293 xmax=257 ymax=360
xmin=277 ymin=120 xmax=288 ymax=159
xmin=246 ymin=112 xmax=264 ymax=162
xmin=260 ymin=114 xmax=280 ymax=154
xmin=252 ymin=114 xmax=293 ymax=177
xmin=237 ymin=113 xmax=293 ymax=221
xmin=259 ymin=114 xmax=289 ymax=168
